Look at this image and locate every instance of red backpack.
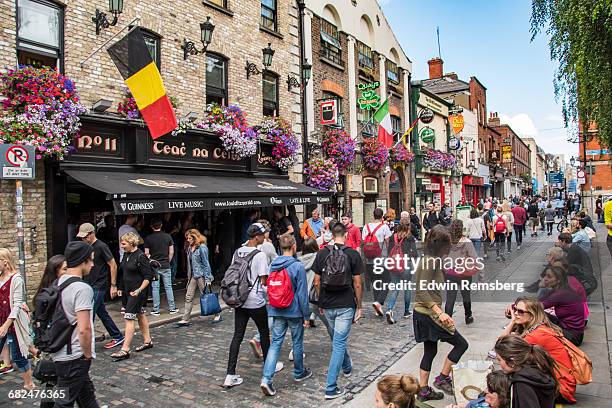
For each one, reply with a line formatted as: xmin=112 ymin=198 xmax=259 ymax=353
xmin=387 ymin=235 xmax=405 ymax=273
xmin=494 ymin=215 xmax=506 ymax=233
xmin=267 ymin=268 xmax=294 ymax=309
xmin=363 ymin=223 xmax=384 ymax=259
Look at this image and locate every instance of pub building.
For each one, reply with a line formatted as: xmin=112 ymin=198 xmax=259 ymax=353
xmin=47 ymin=114 xmax=331 ymax=282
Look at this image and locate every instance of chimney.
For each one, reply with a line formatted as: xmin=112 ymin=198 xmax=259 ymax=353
xmin=488 ymin=111 xmax=500 ymax=126
xmin=444 ymin=72 xmax=458 ymax=80
xmin=428 ymin=57 xmax=444 ymax=79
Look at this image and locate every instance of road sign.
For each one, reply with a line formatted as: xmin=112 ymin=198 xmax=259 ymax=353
xmin=547 ymin=172 xmax=564 ymax=184
xmin=577 ymin=170 xmax=585 ymax=178
xmin=0 ymin=144 xmax=35 ymax=179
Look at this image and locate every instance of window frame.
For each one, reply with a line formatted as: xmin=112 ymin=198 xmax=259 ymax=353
xmin=205 ymin=52 xmax=229 ymax=107
xmin=357 ymin=41 xmax=373 ymax=70
xmin=141 ymin=28 xmax=161 ymax=70
xmin=391 ymin=115 xmax=402 ymax=140
xmin=357 ymin=104 xmax=375 ymax=137
xmin=387 ymin=60 xmax=400 ymax=84
xmin=262 ymin=70 xmax=279 ymax=117
xmin=16 ymin=0 xmax=64 ymax=71
xmin=260 ymin=0 xmax=277 ymax=32
xmin=320 ymin=19 xmax=343 ymax=66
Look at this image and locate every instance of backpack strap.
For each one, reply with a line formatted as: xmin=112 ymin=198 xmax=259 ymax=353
xmin=58 ymin=276 xmax=81 ymax=355
xmin=370 ymin=223 xmax=383 ymax=237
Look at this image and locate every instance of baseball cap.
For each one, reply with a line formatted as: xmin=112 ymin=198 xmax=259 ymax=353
xmin=76 ymin=223 xmax=95 ymax=238
xmin=247 ymin=222 xmax=269 ymax=238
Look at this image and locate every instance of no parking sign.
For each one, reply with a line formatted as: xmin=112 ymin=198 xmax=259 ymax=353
xmin=0 ymin=144 xmax=35 ymax=179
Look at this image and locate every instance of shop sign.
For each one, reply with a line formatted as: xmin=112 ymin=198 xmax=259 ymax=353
xmin=501 ymin=145 xmax=512 ymax=163
xmin=586 ymin=149 xmax=610 ymax=155
xmin=320 ymin=100 xmax=338 ymax=125
xmin=448 ymin=136 xmax=460 ymax=151
xmin=418 ymin=94 xmax=448 ymax=116
xmin=449 ymin=114 xmax=465 ymax=134
xmin=489 ymin=150 xmax=500 ymax=162
xmin=425 ymin=182 xmax=440 ymax=191
xmin=357 ymin=82 xmax=381 ymax=111
xmin=449 ymin=105 xmax=464 ymax=115
xmin=419 ymin=127 xmax=436 ymax=143
xmin=418 ymin=108 xmax=434 ymax=124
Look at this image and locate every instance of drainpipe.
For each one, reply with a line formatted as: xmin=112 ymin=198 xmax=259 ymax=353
xmin=297 ymin=0 xmax=308 ymax=169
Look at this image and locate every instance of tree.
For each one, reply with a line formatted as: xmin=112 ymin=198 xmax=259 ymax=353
xmin=530 ymin=0 xmax=612 ymax=148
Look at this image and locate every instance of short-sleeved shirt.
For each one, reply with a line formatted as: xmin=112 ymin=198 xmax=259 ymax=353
xmin=232 ymin=246 xmax=269 ymax=309
xmin=361 ymin=222 xmax=393 ymax=257
xmin=52 ymin=275 xmax=96 ymax=362
xmin=312 ymin=243 xmax=363 ymax=309
xmin=84 ymin=239 xmax=114 ymax=289
xmin=144 ymin=231 xmax=174 ymax=268
xmin=604 ymin=200 xmax=612 ymax=237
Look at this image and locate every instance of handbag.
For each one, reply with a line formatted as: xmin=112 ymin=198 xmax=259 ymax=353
xmin=308 ymin=282 xmax=319 ymax=305
xmin=33 ymin=358 xmax=57 ymax=384
xmin=200 ymin=283 xmax=221 ymax=316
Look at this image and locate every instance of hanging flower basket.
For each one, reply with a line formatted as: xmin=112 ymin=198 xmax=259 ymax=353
xmin=389 ymin=144 xmax=415 ymax=169
xmin=258 ymin=117 xmax=299 ymax=171
xmin=305 ymin=157 xmax=339 ymax=192
xmin=422 ymin=148 xmax=457 ymax=171
xmin=322 ymin=129 xmax=356 ymax=172
xmin=361 ymin=138 xmax=389 ymax=172
xmin=196 ymin=103 xmax=257 ymax=159
xmin=0 ymin=66 xmax=87 ymax=160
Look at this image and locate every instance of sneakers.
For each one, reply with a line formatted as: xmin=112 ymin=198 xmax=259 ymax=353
xmin=403 ymin=311 xmax=412 ymax=318
xmin=417 ymin=386 xmax=444 ymax=401
xmin=342 ymin=368 xmax=353 ymax=378
xmin=223 ymin=374 xmax=244 ymax=388
xmin=175 ymin=321 xmax=191 ymax=327
xmin=0 ymin=363 xmax=14 ymax=375
xmin=150 ymin=311 xmax=161 ymax=316
xmin=169 ymin=309 xmax=180 ymax=315
xmin=103 ymin=338 xmax=125 ymax=349
xmin=372 ymin=302 xmax=384 ymax=316
xmin=385 ymin=310 xmax=396 ymax=325
xmin=260 ymin=382 xmax=276 ymax=396
xmin=517 ymin=245 xmax=521 ymax=250
xmin=465 ymin=315 xmax=474 ymax=325
xmin=249 ymin=339 xmax=263 ymax=360
xmin=288 ymin=350 xmax=305 ymax=362
xmin=294 ymin=367 xmax=313 ymax=382
xmin=433 ymin=374 xmax=454 ymax=395
xmin=275 ymin=362 xmax=284 ymax=373
xmin=212 ymin=314 xmax=223 ymax=323
xmin=325 ymin=387 xmax=346 ymax=400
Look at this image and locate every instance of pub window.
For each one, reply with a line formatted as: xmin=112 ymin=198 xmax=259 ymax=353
xmin=320 ymin=19 xmax=342 ymax=66
xmin=323 ymin=91 xmax=343 ymax=128
xmin=357 ymin=105 xmax=374 ymax=137
xmin=357 ymin=41 xmax=373 ymax=70
xmin=391 ymin=115 xmax=402 ymax=141
xmin=142 ymin=29 xmax=161 ymax=69
xmin=387 ymin=60 xmax=399 ymax=84
xmin=207 ymin=0 xmax=227 ymax=8
xmin=206 ymin=53 xmax=228 ymax=106
xmin=260 ymin=0 xmax=277 ymax=31
xmin=262 ymin=71 xmax=279 ymax=117
xmin=16 ymin=0 xmax=63 ymax=70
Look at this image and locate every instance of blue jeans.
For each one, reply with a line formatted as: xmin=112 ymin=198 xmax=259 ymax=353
xmin=309 ymin=303 xmax=351 ymax=370
xmin=261 ymin=317 xmax=305 ymax=384
xmin=386 ymin=271 xmax=412 ymax=314
xmin=323 ymin=307 xmax=355 ymax=394
xmin=470 ymin=239 xmax=482 ymax=257
xmin=0 ymin=332 xmax=30 ymax=372
xmin=92 ymin=288 xmax=123 ymax=341
xmin=152 ymin=268 xmax=176 ymax=312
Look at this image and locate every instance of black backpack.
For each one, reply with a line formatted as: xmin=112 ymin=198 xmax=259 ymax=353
xmin=32 ymin=277 xmax=81 ymax=354
xmin=220 ymin=249 xmax=261 ymax=308
xmin=321 ymin=245 xmax=352 ymax=291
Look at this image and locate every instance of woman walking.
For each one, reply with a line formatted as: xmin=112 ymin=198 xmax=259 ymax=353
xmin=111 ymin=232 xmax=154 ymax=360
xmin=385 ymin=222 xmax=417 ymax=324
xmin=545 ymin=203 xmax=556 ymax=236
xmin=413 ymin=226 xmax=469 ymax=402
xmin=33 ymin=255 xmax=67 ymax=301
xmin=0 ymin=248 xmax=34 ymax=389
xmin=176 ymin=229 xmax=220 ymax=327
xmin=502 ymin=202 xmax=515 ymax=254
xmin=464 ymin=208 xmax=485 ymax=258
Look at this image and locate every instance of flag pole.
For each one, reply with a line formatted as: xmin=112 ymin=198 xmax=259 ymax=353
xmin=80 ymin=17 xmax=141 ymax=68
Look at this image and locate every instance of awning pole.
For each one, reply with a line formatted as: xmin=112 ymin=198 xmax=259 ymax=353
xmin=80 ymin=17 xmax=141 ymax=68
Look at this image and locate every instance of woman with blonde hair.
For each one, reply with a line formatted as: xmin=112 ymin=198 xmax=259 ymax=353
xmin=501 ymin=202 xmax=515 ymax=254
xmin=375 ymin=374 xmax=419 ymax=408
xmin=111 ymin=232 xmax=154 ymax=360
xmin=0 ymin=248 xmax=34 ymax=388
xmin=176 ymin=228 xmax=220 ymax=327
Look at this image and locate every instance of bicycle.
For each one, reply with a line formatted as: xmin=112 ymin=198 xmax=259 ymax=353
xmin=556 ymin=213 xmax=570 ymax=232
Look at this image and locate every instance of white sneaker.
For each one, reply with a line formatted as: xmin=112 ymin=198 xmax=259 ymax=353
xmin=223 ymin=374 xmax=243 ymax=388
xmin=275 ymin=361 xmax=284 ymax=373
xmin=385 ymin=310 xmax=396 ymax=325
xmin=288 ymin=350 xmax=305 ymax=361
xmin=372 ymin=302 xmax=384 ymax=316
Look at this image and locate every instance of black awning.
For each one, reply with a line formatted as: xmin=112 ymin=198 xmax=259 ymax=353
xmin=65 ymin=170 xmax=332 ymax=214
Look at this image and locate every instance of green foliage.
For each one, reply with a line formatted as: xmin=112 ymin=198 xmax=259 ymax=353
xmin=530 ymin=0 xmax=612 ymax=147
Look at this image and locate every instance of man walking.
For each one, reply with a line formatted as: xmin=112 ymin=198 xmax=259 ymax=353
xmin=361 ymin=208 xmax=392 ymax=314
xmin=77 ymin=223 xmax=124 ymax=349
xmin=511 ymin=200 xmax=526 ymax=249
xmin=341 ymin=213 xmax=361 ymax=251
xmin=53 ymin=241 xmax=99 ymax=407
xmin=313 ymin=223 xmax=363 ymax=399
xmin=527 ymin=199 xmax=540 ymax=237
xmin=260 ymin=234 xmax=312 ymax=396
xmin=300 ymin=208 xmax=324 ymax=241
xmin=422 ymin=202 xmax=444 ymax=235
xmin=145 ymin=219 xmax=178 ymax=316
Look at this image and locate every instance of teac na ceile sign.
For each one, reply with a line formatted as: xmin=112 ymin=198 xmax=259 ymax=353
xmin=0 ymin=144 xmax=36 ymax=180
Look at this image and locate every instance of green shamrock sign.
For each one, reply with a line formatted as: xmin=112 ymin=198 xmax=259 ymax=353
xmin=358 ymin=89 xmax=381 ymax=111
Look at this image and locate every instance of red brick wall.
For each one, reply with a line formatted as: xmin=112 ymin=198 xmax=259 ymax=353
xmin=579 ymin=137 xmax=612 ymax=191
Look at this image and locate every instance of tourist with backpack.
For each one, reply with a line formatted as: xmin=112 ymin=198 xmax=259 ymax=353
xmin=384 ymin=223 xmax=417 ymax=325
xmin=222 ymin=223 xmax=281 ymax=388
xmin=492 ymin=206 xmax=509 ymax=262
xmin=312 ymin=222 xmax=364 ymax=399
xmin=40 ymin=241 xmax=99 ymax=406
xmin=0 ymin=248 xmax=34 ymax=390
xmin=260 ymin=234 xmax=312 ymax=396
xmin=362 ymin=208 xmax=392 ymax=316
xmin=110 ymin=232 xmax=154 ymax=361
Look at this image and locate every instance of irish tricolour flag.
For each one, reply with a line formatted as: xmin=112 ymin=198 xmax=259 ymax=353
xmin=373 ymin=99 xmax=393 ymax=148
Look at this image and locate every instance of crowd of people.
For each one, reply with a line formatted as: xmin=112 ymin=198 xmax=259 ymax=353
xmin=0 ymin=194 xmax=610 ymax=407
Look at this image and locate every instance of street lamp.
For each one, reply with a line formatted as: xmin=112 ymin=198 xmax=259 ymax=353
xmin=92 ymin=0 xmax=124 ymax=35
xmin=570 ymin=156 xmax=576 ymax=167
xmin=182 ymin=17 xmax=215 ymax=60
xmin=287 ymin=60 xmax=312 ymax=91
xmin=246 ymin=43 xmax=275 ymax=79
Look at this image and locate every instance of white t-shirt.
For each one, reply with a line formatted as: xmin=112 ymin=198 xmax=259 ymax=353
xmin=232 ymin=246 xmax=269 ymax=309
xmin=257 ymin=241 xmax=278 ymax=266
xmin=52 ymin=275 xmax=96 ymax=362
xmin=362 ymin=221 xmax=393 ymax=254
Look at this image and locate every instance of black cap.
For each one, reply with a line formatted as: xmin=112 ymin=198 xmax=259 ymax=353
xmin=247 ymin=222 xmax=269 ymax=238
xmin=64 ymin=241 xmax=94 ymax=268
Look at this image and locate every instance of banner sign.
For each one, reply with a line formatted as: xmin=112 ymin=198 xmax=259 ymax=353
xmin=420 ymin=127 xmax=436 ymax=143
xmin=418 ymin=108 xmax=434 ymax=124
xmin=357 ymin=82 xmax=381 ymax=111
xmin=501 ymin=145 xmax=512 ymax=163
xmin=449 ymin=114 xmax=465 ymax=134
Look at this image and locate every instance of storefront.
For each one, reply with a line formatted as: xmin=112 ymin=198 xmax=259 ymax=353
xmin=47 ymin=115 xmax=331 ymax=278
xmin=462 ymin=175 xmax=484 ymax=206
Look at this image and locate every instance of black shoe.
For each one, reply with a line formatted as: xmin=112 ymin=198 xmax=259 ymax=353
xmin=325 ymin=387 xmax=346 ymax=400
xmin=308 ymin=319 xmax=316 ymax=328
xmin=465 ymin=315 xmax=474 ymax=325
xmin=294 ymin=368 xmax=313 ymax=382
xmin=417 ymin=386 xmax=444 ymax=401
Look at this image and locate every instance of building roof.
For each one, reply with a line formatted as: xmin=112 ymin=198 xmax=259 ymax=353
xmin=421 ymin=76 xmax=470 ymax=95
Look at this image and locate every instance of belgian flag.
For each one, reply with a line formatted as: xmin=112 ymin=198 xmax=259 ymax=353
xmin=108 ymin=27 xmax=177 ymax=139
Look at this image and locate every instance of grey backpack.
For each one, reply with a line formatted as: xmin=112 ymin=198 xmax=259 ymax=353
xmin=220 ymin=249 xmax=261 ymax=308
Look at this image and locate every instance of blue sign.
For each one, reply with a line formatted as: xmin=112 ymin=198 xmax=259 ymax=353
xmin=532 ymin=177 xmax=538 ymax=190
xmin=568 ymin=179 xmax=577 ymax=193
xmin=547 ymin=172 xmax=564 ymax=184
xmin=586 ymin=149 xmax=610 ymax=155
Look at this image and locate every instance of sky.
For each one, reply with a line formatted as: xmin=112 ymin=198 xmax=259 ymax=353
xmin=378 ymin=0 xmax=578 ymax=160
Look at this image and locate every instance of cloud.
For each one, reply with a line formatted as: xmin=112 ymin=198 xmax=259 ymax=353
xmin=544 ymin=114 xmax=563 ymax=123
xmin=499 ymin=113 xmax=538 ymax=137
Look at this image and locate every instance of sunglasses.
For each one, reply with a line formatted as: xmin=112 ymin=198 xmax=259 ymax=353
xmin=512 ymin=304 xmax=531 ymax=316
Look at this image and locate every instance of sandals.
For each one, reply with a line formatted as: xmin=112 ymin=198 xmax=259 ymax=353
xmin=135 ymin=341 xmax=154 ymax=352
xmin=110 ymin=349 xmax=131 ymax=361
